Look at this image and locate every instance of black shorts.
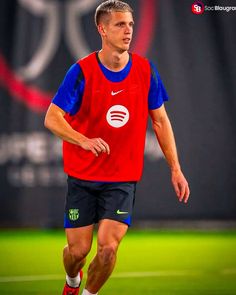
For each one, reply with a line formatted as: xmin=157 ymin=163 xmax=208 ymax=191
xmin=64 ymin=176 xmax=136 ymax=228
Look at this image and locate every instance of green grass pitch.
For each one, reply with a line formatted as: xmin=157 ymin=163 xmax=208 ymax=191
xmin=0 ymin=229 xmax=236 ymax=294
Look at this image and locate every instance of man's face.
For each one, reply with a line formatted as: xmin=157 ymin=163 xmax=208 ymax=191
xmin=101 ymin=11 xmax=134 ymax=52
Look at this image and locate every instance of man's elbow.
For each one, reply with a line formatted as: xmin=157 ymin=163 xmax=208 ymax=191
xmin=44 ymin=114 xmax=53 ymax=131
xmin=44 ymin=104 xmax=65 ymax=133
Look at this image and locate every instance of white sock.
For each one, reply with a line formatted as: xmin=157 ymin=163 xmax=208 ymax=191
xmin=82 ymin=289 xmax=98 ymax=295
xmin=66 ymin=273 xmax=81 ymax=288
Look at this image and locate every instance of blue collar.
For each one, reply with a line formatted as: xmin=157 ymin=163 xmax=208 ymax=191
xmin=96 ymin=52 xmax=132 ymax=82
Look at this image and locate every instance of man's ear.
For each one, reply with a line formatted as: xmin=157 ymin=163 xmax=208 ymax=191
xmin=97 ymin=24 xmax=106 ymax=37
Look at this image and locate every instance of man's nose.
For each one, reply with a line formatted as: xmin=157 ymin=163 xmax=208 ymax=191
xmin=125 ymin=25 xmax=132 ymax=34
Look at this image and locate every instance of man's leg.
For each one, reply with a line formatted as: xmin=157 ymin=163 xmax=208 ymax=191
xmin=84 ymin=219 xmax=128 ymax=294
xmin=62 ymin=225 xmax=94 ymax=295
xmin=63 ymin=225 xmax=94 ymax=278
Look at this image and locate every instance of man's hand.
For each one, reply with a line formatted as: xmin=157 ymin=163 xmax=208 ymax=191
xmin=171 ymin=170 xmax=190 ymax=203
xmin=79 ymin=137 xmax=110 ymax=157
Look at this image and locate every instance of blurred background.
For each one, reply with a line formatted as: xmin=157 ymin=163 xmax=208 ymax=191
xmin=0 ymin=0 xmax=236 ymax=228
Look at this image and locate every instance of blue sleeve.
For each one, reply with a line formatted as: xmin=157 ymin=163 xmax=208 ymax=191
xmin=148 ymin=61 xmax=169 ymax=110
xmin=52 ymin=63 xmax=85 ymax=115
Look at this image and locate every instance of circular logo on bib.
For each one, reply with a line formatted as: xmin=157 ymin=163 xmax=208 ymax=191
xmin=106 ymin=105 xmax=129 ymax=128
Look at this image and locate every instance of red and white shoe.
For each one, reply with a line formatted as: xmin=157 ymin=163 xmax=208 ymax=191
xmin=62 ymin=270 xmax=83 ymax=295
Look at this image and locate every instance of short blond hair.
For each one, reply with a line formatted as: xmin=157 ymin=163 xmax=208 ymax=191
xmin=95 ymin=0 xmax=133 ymax=26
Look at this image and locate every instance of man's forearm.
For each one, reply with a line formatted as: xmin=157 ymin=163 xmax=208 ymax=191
xmin=152 ymin=116 xmax=181 ymax=172
xmin=44 ymin=104 xmax=86 ymax=146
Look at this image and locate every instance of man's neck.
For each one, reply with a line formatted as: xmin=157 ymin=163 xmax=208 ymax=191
xmin=98 ymin=49 xmax=129 ymax=72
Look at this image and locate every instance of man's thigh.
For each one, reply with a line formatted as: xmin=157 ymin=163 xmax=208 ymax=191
xmin=64 ymin=176 xmax=98 ymax=228
xmin=97 ymin=219 xmax=128 ymax=248
xmin=66 ymin=225 xmax=94 ymax=252
xmin=97 ymin=182 xmax=136 ymax=226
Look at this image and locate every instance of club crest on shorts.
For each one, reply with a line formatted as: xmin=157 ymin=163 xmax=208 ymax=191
xmin=106 ymin=105 xmax=129 ymax=128
xmin=68 ymin=209 xmax=79 ymax=221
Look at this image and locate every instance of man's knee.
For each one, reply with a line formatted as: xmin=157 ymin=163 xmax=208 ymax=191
xmin=97 ymin=242 xmax=118 ymax=266
xmin=64 ymin=243 xmax=91 ymax=263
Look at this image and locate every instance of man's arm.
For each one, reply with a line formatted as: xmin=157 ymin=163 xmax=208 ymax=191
xmin=149 ymin=104 xmax=190 ymax=203
xmin=44 ymin=103 xmax=110 ymax=157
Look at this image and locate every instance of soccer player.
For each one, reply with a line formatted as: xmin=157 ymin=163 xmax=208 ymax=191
xmin=44 ymin=1 xmax=190 ymax=294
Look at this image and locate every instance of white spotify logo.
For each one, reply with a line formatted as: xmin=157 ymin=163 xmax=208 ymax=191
xmin=106 ymin=105 xmax=129 ymax=128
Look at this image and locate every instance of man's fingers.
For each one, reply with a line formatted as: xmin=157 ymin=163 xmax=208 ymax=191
xmin=91 ymin=147 xmax=99 ymax=157
xmin=179 ymin=182 xmax=186 ymax=201
xmin=179 ymin=182 xmax=190 ymax=203
xmin=89 ymin=138 xmax=110 ymax=156
xmin=184 ymin=185 xmax=190 ymax=203
xmin=173 ymin=182 xmax=181 ymax=198
xmin=173 ymin=181 xmax=190 ymax=204
xmin=98 ymin=138 xmax=110 ymax=154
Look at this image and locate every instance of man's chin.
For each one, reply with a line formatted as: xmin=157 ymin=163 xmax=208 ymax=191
xmin=118 ymin=45 xmax=131 ymax=53
xmin=124 ymin=43 xmax=131 ymax=50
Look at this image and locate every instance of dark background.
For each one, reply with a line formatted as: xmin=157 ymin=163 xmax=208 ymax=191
xmin=0 ymin=0 xmax=235 ymax=227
